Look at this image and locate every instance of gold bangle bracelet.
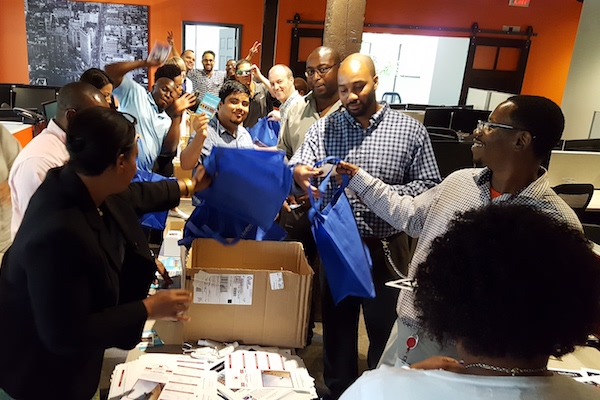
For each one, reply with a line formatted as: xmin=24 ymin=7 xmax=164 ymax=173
xmin=183 ymin=178 xmax=194 ymax=197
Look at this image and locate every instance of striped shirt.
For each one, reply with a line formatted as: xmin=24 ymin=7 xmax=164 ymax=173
xmin=349 ymin=166 xmax=582 ymax=328
xmin=289 ymin=103 xmax=441 ymax=238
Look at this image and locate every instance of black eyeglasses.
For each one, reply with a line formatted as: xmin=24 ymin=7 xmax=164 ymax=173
xmin=236 ymin=69 xmax=252 ymax=77
xmin=305 ymin=63 xmax=339 ymax=78
xmin=119 ymin=111 xmax=138 ymax=126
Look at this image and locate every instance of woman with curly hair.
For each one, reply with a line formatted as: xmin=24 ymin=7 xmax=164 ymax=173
xmin=341 ymin=204 xmax=600 ymax=399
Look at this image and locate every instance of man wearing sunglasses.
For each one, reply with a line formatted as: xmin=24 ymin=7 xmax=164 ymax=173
xmin=9 ymin=82 xmax=109 ymax=238
xmin=234 ymin=59 xmax=274 ymax=129
xmin=334 ymin=95 xmax=581 ymax=371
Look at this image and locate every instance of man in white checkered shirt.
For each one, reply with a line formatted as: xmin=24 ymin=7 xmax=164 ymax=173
xmin=289 ymin=53 xmax=441 ymax=400
xmin=336 ymin=95 xmax=582 ymax=369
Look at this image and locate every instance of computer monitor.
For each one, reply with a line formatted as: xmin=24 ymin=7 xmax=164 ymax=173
xmin=11 ymin=85 xmax=57 ymax=113
xmin=42 ymin=99 xmax=58 ymax=121
xmin=450 ymin=109 xmax=491 ymax=134
xmin=430 ymin=140 xmax=476 ymax=178
xmin=423 ymin=108 xmax=453 ymax=129
xmin=0 ymin=84 xmax=12 ymax=107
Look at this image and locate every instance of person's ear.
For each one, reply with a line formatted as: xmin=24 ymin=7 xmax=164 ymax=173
xmin=65 ymin=108 xmax=77 ymax=123
xmin=373 ymin=75 xmax=379 ymax=91
xmin=514 ymin=130 xmax=533 ymax=151
xmin=218 ymin=101 xmax=223 ymax=111
xmin=115 ymin=153 xmax=127 ymax=171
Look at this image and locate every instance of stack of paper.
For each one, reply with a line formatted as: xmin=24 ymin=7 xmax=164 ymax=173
xmin=109 ymin=353 xmax=219 ymax=400
xmin=108 ymin=347 xmax=317 ymax=400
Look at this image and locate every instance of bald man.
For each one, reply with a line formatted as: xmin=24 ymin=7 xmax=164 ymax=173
xmin=277 ymin=47 xmax=343 ymax=160
xmin=266 ymin=64 xmax=301 ymax=127
xmin=9 ymin=82 xmax=109 ymax=237
xmin=289 ymin=53 xmax=441 ymax=399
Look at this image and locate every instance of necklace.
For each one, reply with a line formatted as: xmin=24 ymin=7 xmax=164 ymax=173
xmin=464 ymin=363 xmax=548 ymax=376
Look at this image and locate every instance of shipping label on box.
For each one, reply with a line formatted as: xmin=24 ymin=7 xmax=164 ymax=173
xmin=192 ymin=270 xmax=253 ymax=305
xmin=184 ymin=239 xmax=314 ymax=348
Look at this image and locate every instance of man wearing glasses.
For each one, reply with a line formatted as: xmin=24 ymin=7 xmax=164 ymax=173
xmin=9 ymin=82 xmax=109 ymax=238
xmin=235 ymin=59 xmax=273 ymax=128
xmin=334 ymin=95 xmax=581 ymax=370
xmin=277 ymin=46 xmax=343 ymax=161
xmin=290 ymin=53 xmax=441 ymax=400
xmin=187 ymin=51 xmax=227 ymax=106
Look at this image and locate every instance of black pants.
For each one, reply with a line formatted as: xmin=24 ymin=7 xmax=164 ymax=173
xmin=321 ymin=232 xmax=412 ymax=399
xmin=278 ymin=207 xmax=322 ymax=339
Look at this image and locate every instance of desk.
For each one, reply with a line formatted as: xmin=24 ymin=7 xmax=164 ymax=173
xmin=587 ymin=190 xmax=600 ymax=211
xmin=547 ymin=150 xmax=600 ymax=188
xmin=0 ymin=121 xmax=33 ymax=147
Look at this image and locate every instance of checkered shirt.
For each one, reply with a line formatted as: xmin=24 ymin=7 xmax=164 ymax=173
xmin=187 ymin=69 xmax=227 ymax=103
xmin=349 ymin=166 xmax=583 ymax=329
xmin=288 ymin=103 xmax=441 ymax=238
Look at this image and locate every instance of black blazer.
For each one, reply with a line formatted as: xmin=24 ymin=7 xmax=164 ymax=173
xmin=0 ymin=166 xmax=181 ymax=400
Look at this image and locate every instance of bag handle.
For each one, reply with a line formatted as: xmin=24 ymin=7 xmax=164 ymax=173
xmin=307 ymin=157 xmax=350 ymax=216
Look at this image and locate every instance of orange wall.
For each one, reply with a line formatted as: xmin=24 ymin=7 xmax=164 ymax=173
xmin=1 ymin=0 xmax=583 ymax=104
xmin=276 ymin=0 xmax=583 ymax=105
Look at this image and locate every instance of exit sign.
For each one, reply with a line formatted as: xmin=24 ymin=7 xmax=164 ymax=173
xmin=509 ymin=0 xmax=530 ymax=6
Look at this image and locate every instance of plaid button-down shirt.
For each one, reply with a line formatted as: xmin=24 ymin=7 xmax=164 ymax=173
xmin=349 ymin=166 xmax=583 ymax=328
xmin=289 ymin=103 xmax=441 ymax=238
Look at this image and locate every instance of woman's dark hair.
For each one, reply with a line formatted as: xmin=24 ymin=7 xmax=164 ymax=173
xmin=506 ymin=95 xmax=565 ymax=159
xmin=415 ymin=204 xmax=600 ymax=360
xmin=66 ymin=107 xmax=137 ymax=176
xmin=219 ymin=80 xmax=250 ymax=102
xmin=80 ymin=68 xmax=113 ymax=89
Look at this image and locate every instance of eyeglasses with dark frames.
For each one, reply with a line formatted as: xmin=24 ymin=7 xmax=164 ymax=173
xmin=305 ymin=63 xmax=339 ymax=78
xmin=119 ymin=111 xmax=138 ymax=126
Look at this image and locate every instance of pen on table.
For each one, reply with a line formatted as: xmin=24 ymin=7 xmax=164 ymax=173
xmin=118 ymin=368 xmax=125 ymax=387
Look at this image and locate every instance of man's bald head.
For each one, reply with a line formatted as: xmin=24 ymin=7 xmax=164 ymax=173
xmin=56 ymin=81 xmax=109 ymax=129
xmin=339 ymin=53 xmax=376 ymax=78
xmin=268 ymin=64 xmax=295 ymax=103
xmin=337 ymin=53 xmax=380 ymax=125
xmin=308 ymin=46 xmax=341 ymax=65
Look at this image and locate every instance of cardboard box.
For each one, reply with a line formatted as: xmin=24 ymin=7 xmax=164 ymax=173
xmin=184 ymin=239 xmax=313 ymax=348
xmin=155 ymin=220 xmax=187 ymax=289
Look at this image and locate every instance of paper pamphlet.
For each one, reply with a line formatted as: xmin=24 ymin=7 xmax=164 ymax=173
xmin=196 ymin=93 xmax=220 ymax=119
xmin=147 ymin=41 xmax=172 ymax=65
xmin=193 ymin=271 xmax=253 ymax=305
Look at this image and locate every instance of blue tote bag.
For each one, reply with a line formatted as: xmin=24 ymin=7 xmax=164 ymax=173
xmin=247 ymin=116 xmax=280 ymax=147
xmin=308 ymin=158 xmax=375 ymax=305
xmin=197 ymin=147 xmax=292 ymax=231
xmin=180 ymin=201 xmax=287 ymax=248
xmin=131 ymin=170 xmax=175 ymax=230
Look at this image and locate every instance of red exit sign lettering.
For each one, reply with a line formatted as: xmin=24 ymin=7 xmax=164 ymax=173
xmin=509 ymin=0 xmax=530 ymax=6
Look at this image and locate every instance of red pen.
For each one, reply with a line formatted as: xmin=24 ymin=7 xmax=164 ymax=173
xmin=118 ymin=369 xmax=125 ymax=387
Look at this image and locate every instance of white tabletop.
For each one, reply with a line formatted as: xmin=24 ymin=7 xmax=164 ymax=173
xmin=0 ymin=120 xmax=31 ymax=135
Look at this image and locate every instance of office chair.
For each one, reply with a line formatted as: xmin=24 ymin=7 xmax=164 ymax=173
xmin=582 ymin=223 xmax=600 ymax=245
xmin=552 ymin=183 xmax=595 ymax=217
xmin=382 ymin=92 xmax=401 ymax=104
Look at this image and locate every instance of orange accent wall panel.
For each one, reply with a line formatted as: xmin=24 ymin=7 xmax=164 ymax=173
xmin=1 ymin=0 xmax=583 ymax=106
